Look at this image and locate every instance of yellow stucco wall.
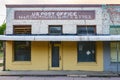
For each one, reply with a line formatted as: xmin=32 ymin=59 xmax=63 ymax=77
xmin=6 ymin=41 xmax=49 ymax=70
xmin=62 ymin=41 xmax=103 ymax=71
xmin=6 ymin=41 xmax=103 ymax=71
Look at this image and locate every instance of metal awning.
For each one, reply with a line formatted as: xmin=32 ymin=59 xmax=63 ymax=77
xmin=0 ymin=35 xmax=120 ymax=41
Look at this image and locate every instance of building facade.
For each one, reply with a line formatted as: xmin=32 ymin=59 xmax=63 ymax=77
xmin=2 ymin=4 xmax=120 ymax=71
xmin=103 ymin=5 xmax=120 ymax=72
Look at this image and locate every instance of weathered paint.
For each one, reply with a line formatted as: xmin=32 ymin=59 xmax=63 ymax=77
xmin=6 ymin=41 xmax=49 ymax=70
xmin=6 ymin=7 xmax=103 ymax=35
xmin=1 ymin=35 xmax=120 ymax=41
xmin=103 ymin=42 xmax=120 ymax=72
xmin=6 ymin=41 xmax=103 ymax=71
xmin=62 ymin=41 xmax=103 ymax=71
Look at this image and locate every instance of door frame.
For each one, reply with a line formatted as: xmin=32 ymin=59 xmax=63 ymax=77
xmin=49 ymin=42 xmax=62 ymax=70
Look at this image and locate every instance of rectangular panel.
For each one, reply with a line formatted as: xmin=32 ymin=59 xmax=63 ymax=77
xmin=110 ymin=28 xmax=120 ymax=35
xmin=52 ymin=46 xmax=59 ymax=67
xmin=110 ymin=42 xmax=120 ymax=62
xmin=14 ymin=10 xmax=95 ymax=20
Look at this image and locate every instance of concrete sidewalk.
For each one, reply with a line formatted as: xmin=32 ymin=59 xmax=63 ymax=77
xmin=0 ymin=71 xmax=119 ymax=77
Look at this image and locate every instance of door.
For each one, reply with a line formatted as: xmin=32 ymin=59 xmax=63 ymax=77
xmin=49 ymin=43 xmax=62 ymax=70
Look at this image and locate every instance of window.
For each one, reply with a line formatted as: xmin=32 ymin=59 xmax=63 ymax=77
xmin=49 ymin=25 xmax=62 ymax=35
xmin=77 ymin=41 xmax=96 ymax=62
xmin=110 ymin=26 xmax=120 ymax=62
xmin=14 ymin=41 xmax=31 ymax=61
xmin=110 ymin=42 xmax=120 ymax=62
xmin=14 ymin=25 xmax=31 ymax=34
xmin=110 ymin=26 xmax=120 ymax=35
xmin=77 ymin=25 xmax=96 ymax=35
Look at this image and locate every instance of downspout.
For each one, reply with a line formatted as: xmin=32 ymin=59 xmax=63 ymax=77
xmin=116 ymin=42 xmax=119 ymax=74
xmin=3 ymin=41 xmax=6 ymax=71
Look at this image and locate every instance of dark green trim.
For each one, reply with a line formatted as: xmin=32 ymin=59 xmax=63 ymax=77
xmin=110 ymin=25 xmax=120 ymax=28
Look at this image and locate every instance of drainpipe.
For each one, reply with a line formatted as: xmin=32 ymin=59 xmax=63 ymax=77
xmin=116 ymin=42 xmax=119 ymax=74
xmin=3 ymin=41 xmax=6 ymax=71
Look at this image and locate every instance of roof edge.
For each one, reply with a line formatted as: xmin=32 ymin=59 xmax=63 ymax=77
xmin=6 ymin=4 xmax=103 ymax=8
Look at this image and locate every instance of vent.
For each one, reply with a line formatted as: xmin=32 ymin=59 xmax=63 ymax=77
xmin=14 ymin=25 xmax=31 ymax=34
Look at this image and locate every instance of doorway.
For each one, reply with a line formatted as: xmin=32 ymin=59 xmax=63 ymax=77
xmin=49 ymin=42 xmax=62 ymax=70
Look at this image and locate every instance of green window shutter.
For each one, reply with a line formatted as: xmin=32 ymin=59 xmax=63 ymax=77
xmin=119 ymin=43 xmax=120 ymax=62
xmin=110 ymin=42 xmax=120 ymax=62
xmin=111 ymin=42 xmax=117 ymax=62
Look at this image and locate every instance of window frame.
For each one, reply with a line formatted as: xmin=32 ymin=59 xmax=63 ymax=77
xmin=13 ymin=25 xmax=31 ymax=35
xmin=77 ymin=41 xmax=96 ymax=62
xmin=110 ymin=25 xmax=120 ymax=62
xmin=49 ymin=25 xmax=62 ymax=35
xmin=110 ymin=42 xmax=120 ymax=62
xmin=14 ymin=41 xmax=31 ymax=61
xmin=77 ymin=25 xmax=96 ymax=35
xmin=110 ymin=25 xmax=120 ymax=35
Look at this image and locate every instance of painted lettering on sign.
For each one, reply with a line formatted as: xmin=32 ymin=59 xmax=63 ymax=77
xmin=14 ymin=11 xmax=95 ymax=20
